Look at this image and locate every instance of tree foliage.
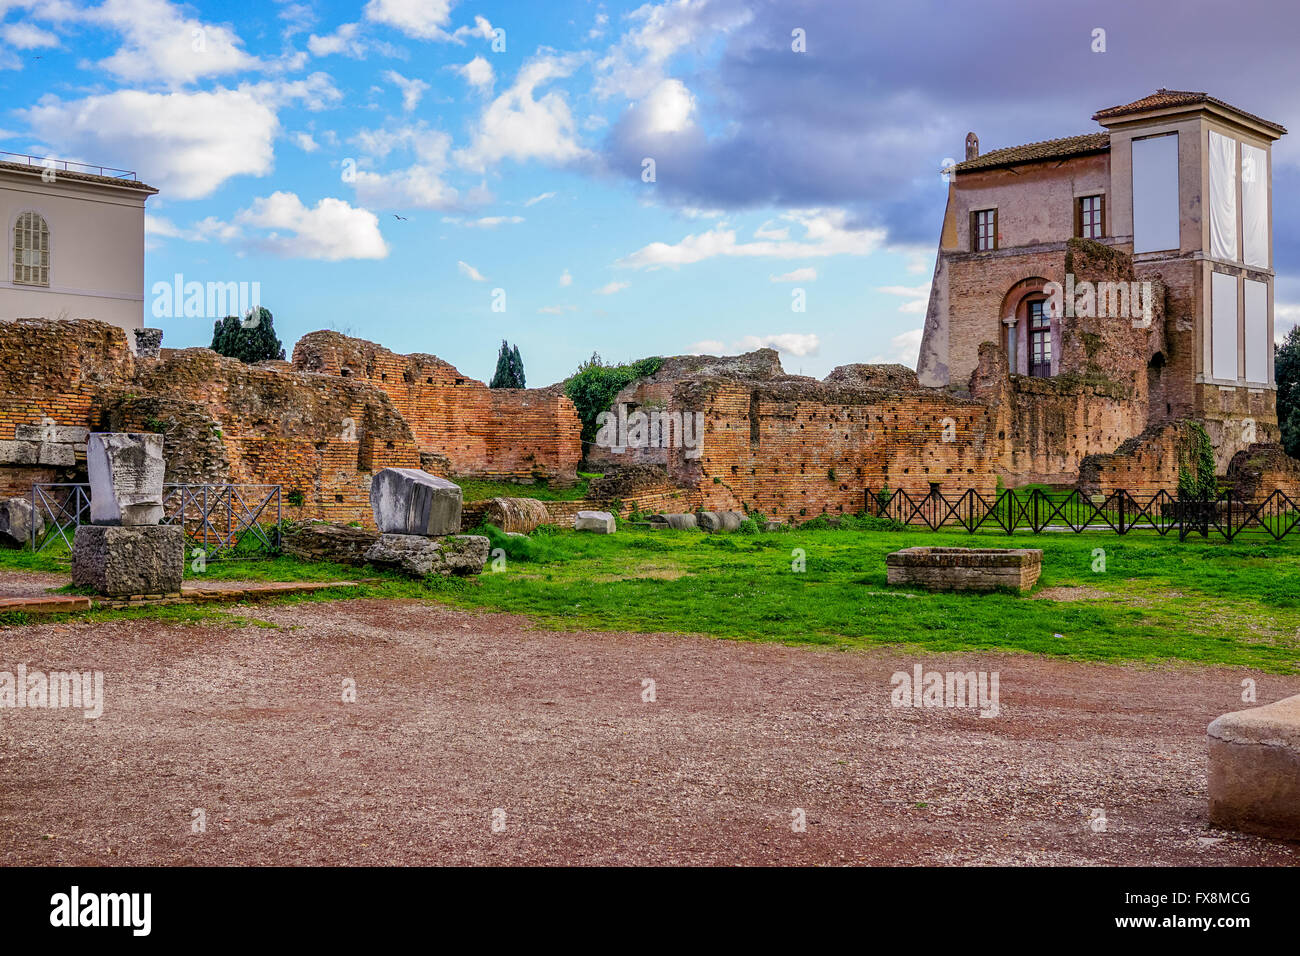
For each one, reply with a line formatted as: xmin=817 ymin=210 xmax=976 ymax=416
xmin=489 ymin=339 xmax=526 ymax=388
xmin=210 ymin=307 xmax=285 ymax=364
xmin=563 ymin=351 xmax=664 ymax=447
xmin=1276 ymin=325 xmax=1300 ymax=459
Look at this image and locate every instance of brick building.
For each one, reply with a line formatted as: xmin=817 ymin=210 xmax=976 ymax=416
xmin=918 ymin=90 xmax=1287 ymax=473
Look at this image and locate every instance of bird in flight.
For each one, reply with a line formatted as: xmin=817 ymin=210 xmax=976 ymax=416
xmin=393 ymin=214 xmax=408 ymax=221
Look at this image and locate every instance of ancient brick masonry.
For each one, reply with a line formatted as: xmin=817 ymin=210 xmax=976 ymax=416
xmin=0 ymin=318 xmax=421 ymax=527
xmin=292 ymin=331 xmax=582 ymax=485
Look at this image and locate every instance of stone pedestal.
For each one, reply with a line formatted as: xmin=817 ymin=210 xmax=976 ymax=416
xmin=72 ymin=524 xmax=185 ymax=596
xmin=1208 ymin=694 xmax=1300 ymax=839
xmin=886 ymin=547 xmax=1042 ymax=593
xmin=370 ymin=467 xmax=462 ymax=535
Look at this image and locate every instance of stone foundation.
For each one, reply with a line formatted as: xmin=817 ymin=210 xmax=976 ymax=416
xmin=886 ymin=546 xmax=1042 ymax=593
xmin=71 ymin=524 xmax=185 ymax=596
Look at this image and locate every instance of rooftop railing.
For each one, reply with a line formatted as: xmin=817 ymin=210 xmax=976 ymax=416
xmin=0 ymin=150 xmax=138 ymax=180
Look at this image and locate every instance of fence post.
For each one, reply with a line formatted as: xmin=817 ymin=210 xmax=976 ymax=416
xmin=1118 ymin=492 xmax=1126 ymax=535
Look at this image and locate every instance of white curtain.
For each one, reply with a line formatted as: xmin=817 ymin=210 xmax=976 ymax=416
xmin=1242 ymin=142 xmax=1269 ymax=268
xmin=1211 ymin=272 xmax=1239 ymax=382
xmin=1132 ymin=134 xmax=1180 ymax=253
xmin=1244 ymin=279 xmax=1269 ymax=384
xmin=1208 ymin=131 xmax=1238 ymax=261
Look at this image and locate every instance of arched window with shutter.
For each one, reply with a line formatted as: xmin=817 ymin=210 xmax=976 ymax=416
xmin=13 ymin=211 xmax=50 ymax=287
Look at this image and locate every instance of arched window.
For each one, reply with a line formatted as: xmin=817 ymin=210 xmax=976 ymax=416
xmin=13 ymin=211 xmax=50 ymax=287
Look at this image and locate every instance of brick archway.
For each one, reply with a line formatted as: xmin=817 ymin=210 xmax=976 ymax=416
xmin=999 ymin=277 xmax=1055 ymax=377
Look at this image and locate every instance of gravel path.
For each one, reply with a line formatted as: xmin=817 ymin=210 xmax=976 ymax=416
xmin=1 ymin=597 xmax=1297 ymax=865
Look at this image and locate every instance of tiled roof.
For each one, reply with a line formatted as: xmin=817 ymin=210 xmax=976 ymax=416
xmin=1093 ymin=89 xmax=1286 ymax=135
xmin=951 ymin=132 xmax=1110 ymax=173
xmin=0 ymin=160 xmax=158 ymax=193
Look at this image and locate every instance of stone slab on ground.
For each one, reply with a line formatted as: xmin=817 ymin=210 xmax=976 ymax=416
xmin=1207 ymin=693 xmax=1300 ymax=839
xmin=574 ymin=510 xmax=615 ymax=533
xmin=71 ymin=524 xmax=184 ymax=596
xmin=370 ymin=467 xmax=463 ymax=536
xmin=886 ymin=546 xmax=1042 ymax=593
xmin=0 ymin=497 xmax=44 ymax=548
xmin=364 ymin=533 xmax=489 ymax=577
xmin=281 ymin=522 xmax=379 ymax=565
xmin=86 ymin=432 xmax=165 ymax=526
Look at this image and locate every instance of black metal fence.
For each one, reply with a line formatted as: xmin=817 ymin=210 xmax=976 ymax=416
xmin=865 ymin=487 xmax=1300 ymax=542
xmin=30 ymin=483 xmax=282 ymax=556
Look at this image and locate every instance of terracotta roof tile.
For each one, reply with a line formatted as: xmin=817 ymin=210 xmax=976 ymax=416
xmin=0 ymin=159 xmax=158 ymax=193
xmin=1093 ymin=89 xmax=1286 ymax=135
xmin=951 ymin=132 xmax=1110 ymax=173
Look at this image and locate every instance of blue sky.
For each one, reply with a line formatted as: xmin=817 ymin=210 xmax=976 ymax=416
xmin=3 ymin=0 xmax=1298 ymax=386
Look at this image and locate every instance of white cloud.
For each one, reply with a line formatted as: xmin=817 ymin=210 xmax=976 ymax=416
xmin=594 ymin=281 xmax=629 ymax=295
xmin=639 ymin=78 xmax=695 ymax=135
xmin=453 ymin=54 xmax=494 ymax=92
xmin=1 ymin=21 xmax=58 ymax=48
xmin=617 ymin=209 xmax=884 ymax=269
xmin=89 ymin=0 xmax=262 ymax=86
xmin=363 ymin=0 xmax=455 ymax=40
xmin=383 ymin=69 xmax=429 ymax=111
xmin=455 ymin=53 xmax=590 ymax=171
xmin=21 ymin=87 xmax=280 ymax=199
xmin=687 ymin=340 xmax=727 ymax=355
xmin=878 ymin=283 xmax=931 ymax=314
xmin=523 ymin=191 xmax=556 ymax=206
xmin=350 ymin=124 xmax=459 ymax=211
xmin=1277 ymin=303 xmax=1300 ymax=342
xmin=291 ymin=131 xmax=319 ymax=152
xmin=442 ymin=215 xmax=523 ymax=228
xmin=458 ymin=260 xmax=487 ymax=281
xmin=770 ymin=268 xmax=817 ymax=283
xmin=307 ymin=21 xmax=366 ymax=57
xmin=736 ymin=333 xmax=820 ymax=357
xmin=594 ymin=0 xmax=753 ymax=100
xmin=688 ymin=333 xmax=821 ymax=358
xmin=868 ymin=328 xmax=924 ymax=366
xmin=236 ymin=192 xmax=388 ymax=260
xmin=559 ymin=269 xmax=572 ymax=287
xmin=538 ymin=304 xmax=577 ymax=315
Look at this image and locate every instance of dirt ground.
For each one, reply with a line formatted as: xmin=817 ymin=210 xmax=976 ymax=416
xmin=1 ymin=592 xmax=1297 ymax=866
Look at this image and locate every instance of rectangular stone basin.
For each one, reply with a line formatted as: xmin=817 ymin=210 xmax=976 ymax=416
xmin=886 ymin=546 xmax=1042 ymax=593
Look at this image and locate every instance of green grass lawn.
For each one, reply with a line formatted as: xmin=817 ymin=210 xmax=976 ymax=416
xmin=5 ymin=522 xmax=1299 ymax=672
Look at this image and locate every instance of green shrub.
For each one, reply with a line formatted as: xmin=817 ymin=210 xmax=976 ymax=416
xmin=735 ymin=517 xmax=759 ymax=535
xmin=562 ymin=353 xmax=664 ymax=446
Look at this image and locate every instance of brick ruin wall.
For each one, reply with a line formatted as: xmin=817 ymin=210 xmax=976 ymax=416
xmin=292 ymin=331 xmax=582 ymax=485
xmin=653 ymin=374 xmax=999 ymax=522
xmin=0 ymin=318 xmax=420 ymax=527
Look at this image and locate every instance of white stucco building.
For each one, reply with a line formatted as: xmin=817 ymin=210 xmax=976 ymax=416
xmin=1 ymin=152 xmax=157 ymax=338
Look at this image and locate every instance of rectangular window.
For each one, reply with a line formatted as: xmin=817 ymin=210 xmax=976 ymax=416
xmin=1242 ymin=142 xmax=1269 ymax=268
xmin=1132 ymin=133 xmax=1180 ymax=253
xmin=1028 ymin=300 xmax=1051 ymax=378
xmin=971 ymin=209 xmax=997 ymax=251
xmin=1208 ymin=130 xmax=1238 ymax=261
xmin=1077 ymin=195 xmax=1104 ymax=239
xmin=1244 ymin=278 xmax=1269 ymax=384
xmin=1211 ymin=272 xmax=1239 ymax=381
